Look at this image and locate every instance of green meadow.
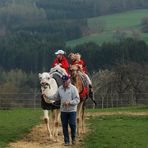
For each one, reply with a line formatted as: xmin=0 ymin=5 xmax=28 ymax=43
xmin=86 ymin=105 xmax=148 ymax=113
xmin=0 ymin=107 xmax=148 ymax=147
xmin=0 ymin=109 xmax=42 ymax=148
xmin=67 ymin=9 xmax=148 ymax=47
xmin=83 ymin=116 xmax=148 ymax=148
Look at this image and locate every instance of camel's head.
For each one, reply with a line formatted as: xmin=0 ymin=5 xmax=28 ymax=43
xmin=39 ymin=72 xmax=51 ymax=87
xmin=69 ymin=65 xmax=79 ymax=77
xmin=38 ymin=72 xmax=58 ymax=103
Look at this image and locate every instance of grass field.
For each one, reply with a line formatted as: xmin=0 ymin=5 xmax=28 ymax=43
xmin=66 ymin=9 xmax=148 ymax=47
xmin=86 ymin=105 xmax=148 ymax=113
xmin=84 ymin=115 xmax=148 ymax=148
xmin=0 ymin=109 xmax=42 ymax=148
xmin=0 ymin=106 xmax=148 ymax=147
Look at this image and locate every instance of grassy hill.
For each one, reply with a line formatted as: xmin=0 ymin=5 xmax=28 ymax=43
xmin=66 ymin=9 xmax=148 ymax=47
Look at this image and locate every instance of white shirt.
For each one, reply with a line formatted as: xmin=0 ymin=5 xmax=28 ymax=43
xmin=48 ymin=83 xmax=80 ymax=112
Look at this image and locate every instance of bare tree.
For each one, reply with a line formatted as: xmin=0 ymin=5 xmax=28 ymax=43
xmin=92 ymin=63 xmax=148 ymax=107
xmin=92 ymin=69 xmax=115 ymax=108
xmin=141 ymin=17 xmax=148 ymax=33
xmin=113 ymin=28 xmax=127 ymax=42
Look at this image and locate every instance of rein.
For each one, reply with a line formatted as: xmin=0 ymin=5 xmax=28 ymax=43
xmin=41 ymin=83 xmax=50 ymax=89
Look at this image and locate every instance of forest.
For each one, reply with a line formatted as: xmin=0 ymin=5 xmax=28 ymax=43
xmin=0 ymin=0 xmax=148 ymax=108
xmin=0 ymin=0 xmax=148 ymax=72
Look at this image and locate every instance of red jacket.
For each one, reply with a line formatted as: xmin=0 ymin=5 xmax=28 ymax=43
xmin=52 ymin=56 xmax=69 ymax=73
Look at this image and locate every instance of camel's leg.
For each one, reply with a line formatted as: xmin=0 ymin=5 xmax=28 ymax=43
xmin=77 ymin=101 xmax=83 ymax=137
xmin=43 ymin=110 xmax=52 ymax=139
xmin=51 ymin=110 xmax=56 ymax=138
xmin=81 ymin=103 xmax=85 ymax=134
xmin=53 ymin=109 xmax=60 ymax=142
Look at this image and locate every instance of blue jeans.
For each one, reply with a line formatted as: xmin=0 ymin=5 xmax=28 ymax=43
xmin=61 ymin=112 xmax=76 ymax=143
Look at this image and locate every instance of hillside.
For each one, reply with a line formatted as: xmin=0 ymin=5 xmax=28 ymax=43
xmin=66 ymin=9 xmax=148 ymax=47
xmin=0 ymin=1 xmax=148 ymax=73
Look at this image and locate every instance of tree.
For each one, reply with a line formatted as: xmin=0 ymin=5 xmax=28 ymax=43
xmin=141 ymin=17 xmax=148 ymax=33
xmin=92 ymin=69 xmax=116 ymax=108
xmin=113 ymin=28 xmax=127 ymax=42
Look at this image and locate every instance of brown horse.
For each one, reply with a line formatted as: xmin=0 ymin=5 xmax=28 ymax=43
xmin=70 ymin=65 xmax=89 ymax=136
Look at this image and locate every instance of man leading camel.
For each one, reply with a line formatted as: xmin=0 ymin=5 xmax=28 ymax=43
xmin=43 ymin=75 xmax=80 ymax=146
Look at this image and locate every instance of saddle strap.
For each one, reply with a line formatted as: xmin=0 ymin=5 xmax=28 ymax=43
xmin=52 ymin=73 xmax=63 ymax=87
xmin=78 ymin=72 xmax=89 ymax=99
xmin=80 ymin=87 xmax=88 ymax=99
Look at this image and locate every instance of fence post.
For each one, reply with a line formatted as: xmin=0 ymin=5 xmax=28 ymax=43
xmin=33 ymin=89 xmax=37 ymax=109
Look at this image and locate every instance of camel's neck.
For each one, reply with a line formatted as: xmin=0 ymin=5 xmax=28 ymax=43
xmin=71 ymin=74 xmax=83 ymax=94
xmin=71 ymin=76 xmax=76 ymax=85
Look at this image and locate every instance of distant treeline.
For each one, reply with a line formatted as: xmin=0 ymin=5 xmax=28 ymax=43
xmin=37 ymin=0 xmax=148 ymax=19
xmin=0 ymin=0 xmax=148 ymax=41
xmin=0 ymin=37 xmax=148 ymax=73
xmin=1 ymin=0 xmax=148 ymax=107
xmin=74 ymin=38 xmax=148 ymax=72
xmin=0 ymin=0 xmax=148 ymax=73
xmin=0 ymin=32 xmax=65 ymax=72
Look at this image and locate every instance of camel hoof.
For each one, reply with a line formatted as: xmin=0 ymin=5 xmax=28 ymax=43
xmin=81 ymin=130 xmax=85 ymax=134
xmin=48 ymin=134 xmax=53 ymax=140
xmin=53 ymin=138 xmax=59 ymax=142
xmin=49 ymin=137 xmax=53 ymax=141
xmin=79 ymin=138 xmax=83 ymax=142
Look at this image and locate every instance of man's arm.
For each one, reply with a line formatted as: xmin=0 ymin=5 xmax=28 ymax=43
xmin=52 ymin=58 xmax=58 ymax=67
xmin=42 ymin=91 xmax=60 ymax=101
xmin=69 ymin=86 xmax=80 ymax=105
xmin=61 ymin=58 xmax=69 ymax=69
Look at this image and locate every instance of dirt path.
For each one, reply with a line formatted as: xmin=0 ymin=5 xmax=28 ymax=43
xmin=85 ymin=111 xmax=148 ymax=117
xmin=9 ymin=122 xmax=84 ymax=148
xmin=9 ymin=112 xmax=148 ymax=148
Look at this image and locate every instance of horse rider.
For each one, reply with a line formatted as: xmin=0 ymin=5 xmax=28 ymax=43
xmin=69 ymin=52 xmax=94 ymax=99
xmin=43 ymin=75 xmax=80 ymax=146
xmin=52 ymin=49 xmax=69 ymax=74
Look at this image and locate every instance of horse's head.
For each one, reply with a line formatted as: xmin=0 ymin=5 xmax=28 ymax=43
xmin=38 ymin=72 xmax=58 ymax=104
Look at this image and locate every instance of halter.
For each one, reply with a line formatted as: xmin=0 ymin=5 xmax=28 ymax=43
xmin=41 ymin=82 xmax=51 ymax=90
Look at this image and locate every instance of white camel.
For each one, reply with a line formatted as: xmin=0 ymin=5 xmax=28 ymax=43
xmin=38 ymin=65 xmax=67 ymax=141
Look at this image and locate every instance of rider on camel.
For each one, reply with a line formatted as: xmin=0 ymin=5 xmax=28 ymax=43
xmin=52 ymin=50 xmax=69 ymax=75
xmin=69 ymin=52 xmax=94 ymax=99
xmin=69 ymin=52 xmax=87 ymax=73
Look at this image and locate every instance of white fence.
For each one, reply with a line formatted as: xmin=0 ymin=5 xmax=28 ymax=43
xmin=0 ymin=92 xmax=148 ymax=109
xmin=0 ymin=92 xmax=41 ymax=109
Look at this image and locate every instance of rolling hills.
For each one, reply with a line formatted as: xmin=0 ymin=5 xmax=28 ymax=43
xmin=66 ymin=9 xmax=148 ymax=47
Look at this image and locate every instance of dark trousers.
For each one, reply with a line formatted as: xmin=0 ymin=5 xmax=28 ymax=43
xmin=61 ymin=112 xmax=76 ymax=143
